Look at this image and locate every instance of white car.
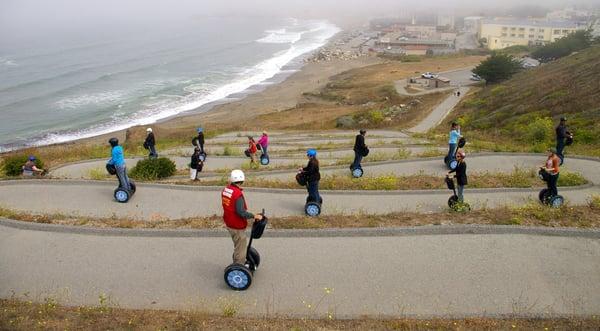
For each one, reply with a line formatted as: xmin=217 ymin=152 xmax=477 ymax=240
xmin=421 ymin=72 xmax=438 ymax=79
xmin=470 ymin=73 xmax=482 ymax=81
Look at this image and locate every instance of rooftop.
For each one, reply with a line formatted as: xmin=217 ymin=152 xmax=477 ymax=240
xmin=481 ymin=18 xmax=581 ymax=29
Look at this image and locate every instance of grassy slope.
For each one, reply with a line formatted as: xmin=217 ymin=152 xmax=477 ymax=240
xmin=435 ymin=46 xmax=600 ymax=156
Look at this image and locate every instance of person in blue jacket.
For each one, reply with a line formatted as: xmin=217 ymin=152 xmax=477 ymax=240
xmin=447 ymin=122 xmax=462 ymax=161
xmin=108 ymin=138 xmax=131 ymax=190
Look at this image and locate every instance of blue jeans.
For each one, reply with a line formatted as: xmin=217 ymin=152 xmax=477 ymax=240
xmin=457 ymin=185 xmax=464 ymax=203
xmin=351 ymin=151 xmax=363 ymax=170
xmin=447 ymin=143 xmax=457 ymax=160
xmin=116 ymin=165 xmax=131 ymax=190
xmin=307 ymin=180 xmax=321 ymax=203
xmin=261 ymin=145 xmax=268 ymax=158
xmin=149 ymin=145 xmax=158 ymax=158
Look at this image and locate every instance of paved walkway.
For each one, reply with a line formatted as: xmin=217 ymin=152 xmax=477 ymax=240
xmin=408 ymin=86 xmax=470 ymax=133
xmin=1 ymin=221 xmax=599 ymax=316
xmin=2 ymin=154 xmax=599 ymax=219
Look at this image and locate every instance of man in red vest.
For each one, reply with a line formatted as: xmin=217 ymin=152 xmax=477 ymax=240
xmin=222 ymin=169 xmax=263 ymax=265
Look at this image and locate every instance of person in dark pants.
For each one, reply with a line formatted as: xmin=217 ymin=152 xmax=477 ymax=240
xmin=190 ymin=147 xmax=204 ymax=180
xmin=300 ymin=149 xmax=321 ymax=203
xmin=144 ymin=128 xmax=157 ymax=158
xmin=192 ymin=127 xmax=205 ymax=153
xmin=351 ymin=130 xmax=368 ymax=170
xmin=447 ymin=150 xmax=467 ymax=202
xmin=542 ymin=148 xmax=560 ymax=197
xmin=555 ymin=117 xmax=572 ymax=162
xmin=108 ymin=137 xmax=131 ymax=190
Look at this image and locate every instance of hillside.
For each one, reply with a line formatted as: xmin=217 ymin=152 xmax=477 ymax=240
xmin=438 ymin=46 xmax=600 ymax=156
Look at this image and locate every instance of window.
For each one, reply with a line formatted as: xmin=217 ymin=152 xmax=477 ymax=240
xmin=502 ymin=27 xmax=507 ymax=31
xmin=538 ymin=35 xmax=544 ymax=39
xmin=501 ymin=33 xmax=507 ymax=37
xmin=529 ymin=28 xmax=535 ymax=32
xmin=562 ymin=29 xmax=569 ymax=34
xmin=553 ymin=29 xmax=560 ymax=34
xmin=518 ymin=34 xmax=524 ymax=38
xmin=511 ymin=27 xmax=516 ymax=31
xmin=539 ymin=29 xmax=545 ymax=32
xmin=529 ymin=34 xmax=535 ymax=38
xmin=519 ymin=27 xmax=525 ymax=31
xmin=510 ymin=34 xmax=516 ymax=37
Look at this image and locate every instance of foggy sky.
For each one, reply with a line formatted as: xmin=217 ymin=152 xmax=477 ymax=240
xmin=1 ymin=0 xmax=598 ymax=31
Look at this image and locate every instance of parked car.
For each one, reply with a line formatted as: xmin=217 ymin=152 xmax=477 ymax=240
xmin=470 ymin=73 xmax=482 ymax=81
xmin=421 ymin=72 xmax=438 ymax=79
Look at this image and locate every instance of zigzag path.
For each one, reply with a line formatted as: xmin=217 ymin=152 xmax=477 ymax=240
xmin=1 ymin=79 xmax=599 ymax=318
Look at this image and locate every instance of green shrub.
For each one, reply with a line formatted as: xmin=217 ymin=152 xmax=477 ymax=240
xmin=522 ymin=117 xmax=554 ymax=144
xmin=2 ymin=155 xmax=45 ymax=176
xmin=368 ymin=110 xmax=385 ymax=124
xmin=129 ymin=157 xmax=176 ymax=180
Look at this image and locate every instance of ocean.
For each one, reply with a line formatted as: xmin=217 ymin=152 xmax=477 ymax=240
xmin=0 ymin=17 xmax=339 ymax=152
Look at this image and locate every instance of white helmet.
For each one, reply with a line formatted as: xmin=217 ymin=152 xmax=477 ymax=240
xmin=230 ymin=169 xmax=245 ymax=183
xmin=146 ymin=128 xmax=153 ymax=132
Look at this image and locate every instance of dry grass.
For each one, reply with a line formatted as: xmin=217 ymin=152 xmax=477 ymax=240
xmin=2 ymin=298 xmax=599 ymax=330
xmin=181 ymin=168 xmax=587 ymax=191
xmin=2 ymin=196 xmax=600 ymax=229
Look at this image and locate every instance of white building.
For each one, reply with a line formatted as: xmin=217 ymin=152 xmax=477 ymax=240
xmin=437 ymin=13 xmax=455 ymax=30
xmin=464 ymin=16 xmax=483 ymax=34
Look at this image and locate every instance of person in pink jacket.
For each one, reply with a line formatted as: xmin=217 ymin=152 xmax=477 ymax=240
xmin=257 ymin=131 xmax=269 ymax=159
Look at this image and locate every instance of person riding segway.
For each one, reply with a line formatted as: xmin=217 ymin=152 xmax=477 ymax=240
xmin=444 ymin=123 xmax=464 ymax=170
xmin=107 ymin=138 xmax=135 ymax=203
xmin=538 ymin=147 xmax=564 ymax=208
xmin=221 ymin=170 xmax=265 ymax=290
xmin=298 ymin=149 xmax=322 ymax=216
xmin=258 ymin=131 xmax=270 ymax=165
xmin=350 ymin=130 xmax=368 ymax=178
xmin=555 ymin=117 xmax=573 ymax=165
xmin=446 ymin=150 xmax=469 ymax=210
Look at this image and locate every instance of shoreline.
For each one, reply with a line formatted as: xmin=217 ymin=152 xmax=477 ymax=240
xmin=1 ymin=28 xmax=381 ymax=154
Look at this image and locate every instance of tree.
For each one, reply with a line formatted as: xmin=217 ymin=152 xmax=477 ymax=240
xmin=532 ymin=30 xmax=592 ymax=63
xmin=473 ymin=52 xmax=522 ymax=84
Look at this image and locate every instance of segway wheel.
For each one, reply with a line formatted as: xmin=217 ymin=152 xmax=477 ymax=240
xmin=538 ymin=189 xmax=550 ymax=204
xmin=114 ymin=188 xmax=130 ymax=203
xmin=352 ymin=167 xmax=363 ymax=178
xmin=549 ymin=195 xmax=564 ymax=208
xmin=129 ymin=181 xmax=136 ymax=194
xmin=260 ymin=155 xmax=270 ymax=165
xmin=305 ymin=202 xmax=321 ymax=217
xmin=448 ymin=159 xmax=458 ymax=170
xmin=247 ymin=247 xmax=260 ymax=270
xmin=448 ymin=195 xmax=459 ymax=208
xmin=224 ymin=264 xmax=252 ymax=291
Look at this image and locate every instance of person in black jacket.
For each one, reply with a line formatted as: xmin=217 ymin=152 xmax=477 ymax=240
xmin=555 ymin=117 xmax=572 ymax=162
xmin=144 ymin=128 xmax=157 ymax=158
xmin=300 ymin=149 xmax=321 ymax=203
xmin=447 ymin=150 xmax=467 ymax=203
xmin=351 ymin=129 xmax=368 ymax=170
xmin=190 ymin=147 xmax=204 ymax=180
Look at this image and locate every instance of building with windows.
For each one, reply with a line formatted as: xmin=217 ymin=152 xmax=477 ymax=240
xmin=479 ymin=19 xmax=585 ymax=50
xmin=463 ymin=16 xmax=483 ymax=34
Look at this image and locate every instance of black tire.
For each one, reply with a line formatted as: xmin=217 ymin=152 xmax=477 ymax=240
xmin=247 ymin=247 xmax=260 ymax=270
xmin=114 ymin=188 xmax=130 ymax=203
xmin=448 ymin=159 xmax=458 ymax=170
xmin=538 ymin=189 xmax=550 ymax=204
xmin=448 ymin=195 xmax=459 ymax=208
xmin=260 ymin=155 xmax=270 ymax=165
xmin=224 ymin=264 xmax=253 ymax=291
xmin=549 ymin=195 xmax=564 ymax=208
xmin=352 ymin=167 xmax=363 ymax=178
xmin=129 ymin=181 xmax=136 ymax=194
xmin=305 ymin=202 xmax=321 ymax=217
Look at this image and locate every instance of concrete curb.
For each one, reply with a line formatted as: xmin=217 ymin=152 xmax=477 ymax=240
xmin=2 ymin=217 xmax=600 ymax=239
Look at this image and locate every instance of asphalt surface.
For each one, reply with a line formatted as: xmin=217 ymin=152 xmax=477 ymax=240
xmin=1 ymin=224 xmax=598 ymax=316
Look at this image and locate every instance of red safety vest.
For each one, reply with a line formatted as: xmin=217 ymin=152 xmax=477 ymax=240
xmin=222 ymin=184 xmax=248 ymax=229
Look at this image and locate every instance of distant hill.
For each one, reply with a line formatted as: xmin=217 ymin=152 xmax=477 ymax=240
xmin=440 ymin=46 xmax=600 ymax=156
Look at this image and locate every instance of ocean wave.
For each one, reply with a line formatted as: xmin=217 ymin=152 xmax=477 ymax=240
xmin=5 ymin=20 xmax=341 ymax=151
xmin=256 ymin=28 xmax=303 ymax=44
xmin=55 ymin=91 xmax=128 ymax=110
xmin=0 ymin=57 xmax=18 ymax=67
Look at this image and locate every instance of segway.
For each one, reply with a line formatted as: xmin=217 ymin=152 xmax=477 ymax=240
xmin=538 ymin=169 xmax=564 ymax=208
xmin=445 ymin=137 xmax=466 ymax=170
xmin=224 ymin=210 xmax=268 ymax=291
xmin=106 ymin=163 xmax=136 ymax=203
xmin=445 ymin=176 xmax=469 ymax=211
xmin=199 ymin=152 xmax=207 ymax=162
xmin=296 ymin=172 xmax=322 ymax=216
xmin=260 ymin=153 xmax=270 ymax=165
